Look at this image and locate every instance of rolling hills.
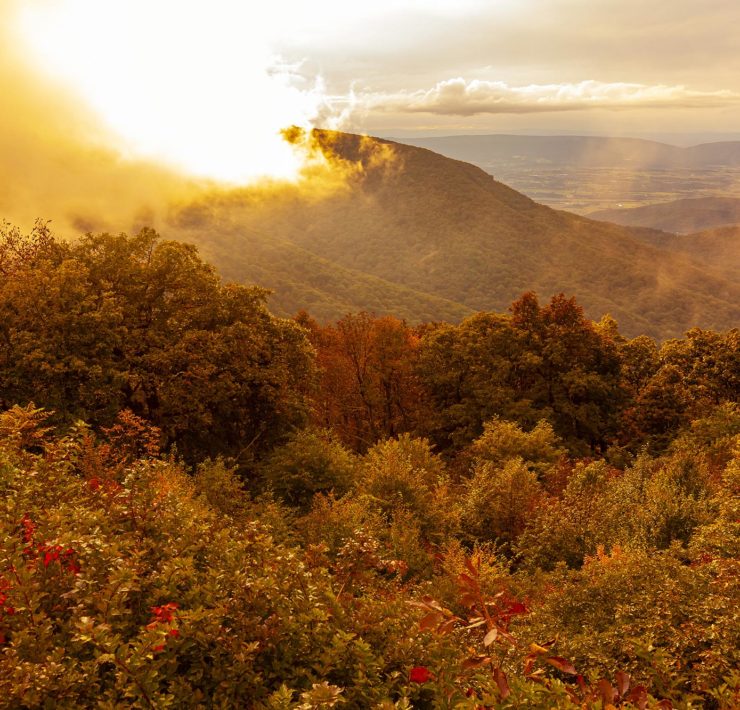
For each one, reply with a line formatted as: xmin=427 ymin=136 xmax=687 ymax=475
xmin=623 ymin=224 xmax=740 ymax=281
xmin=396 ymin=135 xmax=740 ymax=170
xmin=163 ymin=130 xmax=740 ymax=340
xmin=589 ymin=197 xmax=740 ymax=280
xmin=590 ymin=196 xmax=740 ymax=233
xmin=392 ymin=135 xmax=740 ymax=213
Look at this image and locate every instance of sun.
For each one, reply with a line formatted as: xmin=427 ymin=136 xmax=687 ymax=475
xmin=12 ymin=0 xmax=323 ymax=184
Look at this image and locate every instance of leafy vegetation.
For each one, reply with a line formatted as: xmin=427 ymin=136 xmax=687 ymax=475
xmin=0 ymin=222 xmax=312 ymax=465
xmin=0 ymin=223 xmax=738 ymax=708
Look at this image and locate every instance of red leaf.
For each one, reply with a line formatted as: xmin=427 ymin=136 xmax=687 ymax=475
xmin=66 ymin=561 xmax=81 ymax=575
xmin=598 ymin=679 xmax=615 ymax=705
xmin=545 ymin=656 xmax=577 ymax=675
xmin=20 ymin=514 xmax=36 ymax=544
xmin=437 ymin=618 xmax=458 ymax=635
xmin=627 ymin=685 xmax=648 ymax=710
xmin=507 ymin=601 xmax=528 ymax=615
xmin=461 ymin=655 xmax=490 ymax=670
xmin=528 ymin=669 xmax=546 ymax=685
xmin=409 ymin=666 xmax=433 ymax=683
xmin=419 ymin=612 xmax=441 ymax=631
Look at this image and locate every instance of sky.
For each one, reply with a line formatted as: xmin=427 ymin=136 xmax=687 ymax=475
xmin=3 ymin=0 xmax=740 ymax=185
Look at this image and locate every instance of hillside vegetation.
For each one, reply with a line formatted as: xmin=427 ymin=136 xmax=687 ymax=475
xmin=623 ymin=225 xmax=740 ymax=283
xmin=166 ymin=131 xmax=740 ymax=340
xmin=1 ymin=224 xmax=739 ymax=708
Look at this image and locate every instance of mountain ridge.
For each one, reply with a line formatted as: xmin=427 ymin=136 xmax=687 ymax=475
xmin=164 ymin=131 xmax=739 ymax=339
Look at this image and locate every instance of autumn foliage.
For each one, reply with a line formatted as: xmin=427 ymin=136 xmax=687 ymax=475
xmin=0 ymin=224 xmax=738 ymax=708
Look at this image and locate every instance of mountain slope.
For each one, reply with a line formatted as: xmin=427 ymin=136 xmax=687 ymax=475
xmin=590 ymin=197 xmax=740 ymax=233
xmin=166 ymin=131 xmax=739 ymax=339
xmin=172 ymin=218 xmax=473 ymax=323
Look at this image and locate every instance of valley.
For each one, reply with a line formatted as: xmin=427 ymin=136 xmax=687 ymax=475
xmin=399 ymin=134 xmax=740 ymax=213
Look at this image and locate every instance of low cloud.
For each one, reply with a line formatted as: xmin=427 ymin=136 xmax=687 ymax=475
xmin=354 ymin=79 xmax=740 ymax=116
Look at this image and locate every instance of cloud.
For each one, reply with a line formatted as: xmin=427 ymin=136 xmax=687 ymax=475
xmin=353 ymin=79 xmax=740 ymax=116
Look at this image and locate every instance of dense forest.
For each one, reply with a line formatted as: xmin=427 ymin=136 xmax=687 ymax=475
xmin=0 ymin=223 xmax=738 ymax=708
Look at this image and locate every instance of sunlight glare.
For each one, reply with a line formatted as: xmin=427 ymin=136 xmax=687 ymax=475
xmin=14 ymin=1 xmax=323 ymax=183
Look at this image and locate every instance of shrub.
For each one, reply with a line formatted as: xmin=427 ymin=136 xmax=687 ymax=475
xmin=459 ymin=458 xmax=544 ymax=550
xmin=467 ymin=418 xmax=566 ymax=477
xmin=357 ymin=434 xmax=458 ymax=541
xmin=259 ymin=428 xmax=357 ymax=510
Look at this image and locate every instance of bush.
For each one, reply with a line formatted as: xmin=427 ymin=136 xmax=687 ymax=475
xmin=358 ymin=434 xmax=458 ymax=541
xmin=467 ymin=418 xmax=566 ymax=476
xmin=259 ymin=428 xmax=357 ymax=510
xmin=0 ymin=409 xmax=435 ymax=707
xmin=459 ymin=458 xmax=544 ymax=550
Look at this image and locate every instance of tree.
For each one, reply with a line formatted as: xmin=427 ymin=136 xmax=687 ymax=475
xmin=0 ymin=225 xmax=314 ymax=464
xmin=259 ymin=428 xmax=357 ymax=510
xmin=304 ymin=312 xmax=424 ymax=451
xmin=417 ymin=294 xmax=624 ymax=455
xmin=510 ymin=293 xmax=624 ymax=454
xmin=416 ymin=313 xmax=532 ymax=452
xmin=459 ymin=457 xmax=544 ymax=549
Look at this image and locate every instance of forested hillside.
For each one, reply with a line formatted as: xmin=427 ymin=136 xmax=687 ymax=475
xmin=1 ymin=224 xmax=738 ymax=708
xmin=167 ymin=131 xmax=740 ymax=340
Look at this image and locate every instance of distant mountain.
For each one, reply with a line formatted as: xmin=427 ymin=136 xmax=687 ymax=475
xmin=390 ymin=135 xmax=740 ymax=214
xmin=590 ymin=197 xmax=740 ymax=233
xmin=622 ymin=224 xmax=740 ymax=281
xmin=396 ymin=135 xmax=740 ymax=169
xmin=166 ymin=131 xmax=740 ymax=340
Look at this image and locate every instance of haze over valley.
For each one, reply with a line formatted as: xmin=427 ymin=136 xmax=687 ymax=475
xmin=398 ymin=134 xmax=740 ymax=213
